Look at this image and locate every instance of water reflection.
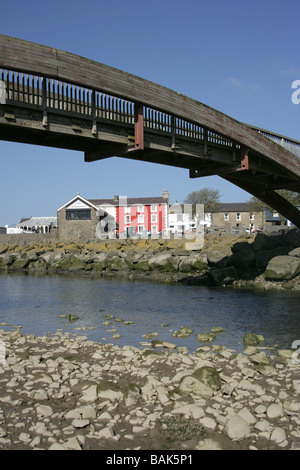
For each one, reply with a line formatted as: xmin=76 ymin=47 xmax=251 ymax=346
xmin=0 ymin=272 xmax=300 ymax=352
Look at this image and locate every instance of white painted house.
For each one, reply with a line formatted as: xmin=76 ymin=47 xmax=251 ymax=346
xmin=168 ymin=202 xmax=208 ymax=234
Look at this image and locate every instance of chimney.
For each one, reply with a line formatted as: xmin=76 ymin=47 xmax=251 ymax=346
xmin=114 ymin=195 xmax=119 ymax=203
xmin=163 ymin=189 xmax=169 ymax=206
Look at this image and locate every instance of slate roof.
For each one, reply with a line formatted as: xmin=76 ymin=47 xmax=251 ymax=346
xmin=89 ymin=197 xmax=166 ymax=206
xmin=215 ymin=203 xmax=251 ymax=213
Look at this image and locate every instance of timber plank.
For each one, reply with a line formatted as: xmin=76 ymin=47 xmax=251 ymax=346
xmin=1 ymin=34 xmax=299 ymax=179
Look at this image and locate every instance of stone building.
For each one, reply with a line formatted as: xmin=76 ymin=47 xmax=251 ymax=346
xmin=211 ymin=203 xmax=265 ymax=232
xmin=57 ymin=195 xmax=111 ymax=241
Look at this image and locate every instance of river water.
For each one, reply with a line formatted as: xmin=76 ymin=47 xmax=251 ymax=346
xmin=1 ymin=272 xmax=300 ymax=353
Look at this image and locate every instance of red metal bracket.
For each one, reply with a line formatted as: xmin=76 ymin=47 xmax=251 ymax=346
xmin=237 ymin=147 xmax=249 ymax=171
xmin=126 ymin=103 xmax=144 ymax=152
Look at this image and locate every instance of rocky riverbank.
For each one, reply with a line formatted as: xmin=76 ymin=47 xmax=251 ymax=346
xmin=0 ymin=327 xmax=300 ymax=450
xmin=1 ymin=229 xmax=300 ymax=291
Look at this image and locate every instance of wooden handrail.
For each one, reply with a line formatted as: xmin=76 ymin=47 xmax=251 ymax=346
xmin=0 ymin=34 xmax=300 ymax=177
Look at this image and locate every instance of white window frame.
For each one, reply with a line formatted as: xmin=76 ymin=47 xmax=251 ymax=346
xmin=138 ymin=225 xmax=144 ymax=234
xmin=151 ymin=225 xmax=158 ymax=234
xmin=236 ymin=212 xmax=241 ymax=221
xmin=124 ymin=215 xmax=131 ymax=224
xmin=151 ymin=214 xmax=157 ymax=223
xmin=124 ymin=206 xmax=130 ymax=213
xmin=224 ymin=213 xmax=229 ymax=221
xmin=138 ymin=206 xmax=144 ymax=212
xmin=138 ymin=214 xmax=144 ymax=223
xmin=151 ymin=204 xmax=157 ymax=212
xmin=249 ymin=213 xmax=254 ymax=221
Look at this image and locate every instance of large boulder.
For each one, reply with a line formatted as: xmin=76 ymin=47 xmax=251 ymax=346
xmin=192 ymin=366 xmax=221 ymax=391
xmin=256 ymin=246 xmax=290 ymax=270
xmin=243 ymin=332 xmax=264 ymax=347
xmin=230 ymin=243 xmax=256 ymax=269
xmin=148 ymin=252 xmax=180 ymax=272
xmin=107 ymin=254 xmax=128 ymax=271
xmin=264 ymin=255 xmax=300 ymax=280
xmin=283 ymin=228 xmax=300 ymax=248
xmin=178 ymin=375 xmax=214 ymax=398
xmin=49 ymin=255 xmax=87 ymax=272
xmin=202 ymin=243 xmax=232 ymax=267
xmin=90 ymin=252 xmax=111 ymax=271
xmin=289 ymin=247 xmax=300 ymax=258
xmin=208 ymin=266 xmax=239 ymax=285
xmin=178 ymin=253 xmax=208 ymax=273
xmin=252 ymin=232 xmax=282 ymax=252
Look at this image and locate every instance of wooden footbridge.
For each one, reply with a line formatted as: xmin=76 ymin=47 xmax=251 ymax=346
xmin=1 ymin=35 xmax=300 ymax=226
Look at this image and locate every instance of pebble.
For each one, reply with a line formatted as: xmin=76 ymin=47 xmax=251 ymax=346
xmin=0 ymin=327 xmax=300 ymax=450
xmin=271 ymin=427 xmax=287 ymax=444
xmin=225 ymin=415 xmax=250 ymax=441
xmin=266 ymin=403 xmax=284 ymax=419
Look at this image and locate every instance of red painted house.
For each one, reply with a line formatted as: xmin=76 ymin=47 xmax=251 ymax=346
xmin=89 ymin=190 xmax=169 ymax=237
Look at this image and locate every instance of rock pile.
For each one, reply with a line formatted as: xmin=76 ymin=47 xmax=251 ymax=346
xmin=1 ymin=228 xmax=300 ymax=290
xmin=0 ymin=327 xmax=300 ymax=450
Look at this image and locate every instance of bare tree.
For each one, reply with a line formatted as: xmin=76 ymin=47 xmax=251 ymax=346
xmin=184 ymin=187 xmax=221 ymax=213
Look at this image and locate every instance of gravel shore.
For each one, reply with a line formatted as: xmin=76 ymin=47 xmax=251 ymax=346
xmin=0 ymin=326 xmax=300 ymax=450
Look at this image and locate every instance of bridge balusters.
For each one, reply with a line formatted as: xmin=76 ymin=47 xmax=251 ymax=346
xmin=1 ymin=66 xmax=299 ymax=158
xmin=255 ymin=129 xmax=300 ymax=158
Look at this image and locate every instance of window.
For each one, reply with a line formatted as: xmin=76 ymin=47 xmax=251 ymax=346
xmin=124 ymin=206 xmax=130 ymax=213
xmin=138 ymin=214 xmax=144 ymax=223
xmin=66 ymin=209 xmax=91 ymax=220
xmin=151 ymin=214 xmax=157 ymax=223
xmin=224 ymin=213 xmax=229 ymax=221
xmin=138 ymin=226 xmax=144 ymax=234
xmin=152 ymin=225 xmax=158 ymax=234
xmin=151 ymin=205 xmax=157 ymax=212
xmin=138 ymin=206 xmax=144 ymax=212
xmin=124 ymin=215 xmax=131 ymax=224
xmin=249 ymin=213 xmax=254 ymax=221
xmin=236 ymin=213 xmax=241 ymax=221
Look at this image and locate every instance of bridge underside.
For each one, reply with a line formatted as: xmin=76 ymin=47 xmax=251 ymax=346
xmin=1 ymin=102 xmax=300 ymax=227
xmin=1 ymin=34 xmax=300 ymax=227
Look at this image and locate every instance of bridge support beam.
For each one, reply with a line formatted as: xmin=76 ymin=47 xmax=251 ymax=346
xmin=223 ymin=176 xmax=300 ymax=228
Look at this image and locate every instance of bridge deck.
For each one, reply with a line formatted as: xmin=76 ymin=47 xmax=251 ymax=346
xmin=1 ymin=35 xmax=300 ymax=226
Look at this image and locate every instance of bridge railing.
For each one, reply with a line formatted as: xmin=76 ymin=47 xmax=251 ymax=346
xmin=0 ymin=66 xmax=238 ymax=151
xmin=0 ymin=68 xmax=136 ymax=125
xmin=250 ymin=126 xmax=300 ymax=158
xmin=1 ymin=67 xmax=298 ymax=159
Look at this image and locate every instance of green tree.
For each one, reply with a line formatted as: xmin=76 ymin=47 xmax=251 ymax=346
xmin=184 ymin=187 xmax=221 ymax=213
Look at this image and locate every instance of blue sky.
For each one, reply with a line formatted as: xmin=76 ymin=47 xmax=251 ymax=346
xmin=1 ymin=0 xmax=299 ymax=226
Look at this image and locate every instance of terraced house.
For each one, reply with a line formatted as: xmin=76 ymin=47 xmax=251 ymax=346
xmin=57 ymin=191 xmax=169 ymax=241
xmin=211 ymin=203 xmax=265 ymax=232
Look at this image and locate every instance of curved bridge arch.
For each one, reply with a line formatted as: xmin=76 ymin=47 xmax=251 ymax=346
xmin=1 ymin=35 xmax=300 ymax=226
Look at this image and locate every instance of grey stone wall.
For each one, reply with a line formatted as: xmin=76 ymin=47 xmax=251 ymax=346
xmin=57 ymin=207 xmax=99 ymax=242
xmin=0 ymin=231 xmax=58 ymax=244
